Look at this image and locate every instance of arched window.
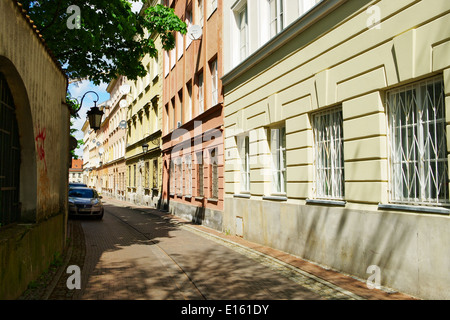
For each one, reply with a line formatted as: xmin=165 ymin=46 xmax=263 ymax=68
xmin=0 ymin=72 xmax=21 ymax=226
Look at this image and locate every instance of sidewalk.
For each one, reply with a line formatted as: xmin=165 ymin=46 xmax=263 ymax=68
xmin=100 ymin=196 xmax=418 ymax=301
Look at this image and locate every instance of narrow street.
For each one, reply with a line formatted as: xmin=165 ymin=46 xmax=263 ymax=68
xmin=18 ymin=196 xmax=414 ymax=302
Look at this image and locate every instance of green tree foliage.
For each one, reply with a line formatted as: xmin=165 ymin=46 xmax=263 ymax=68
xmin=21 ymin=0 xmax=186 ymax=85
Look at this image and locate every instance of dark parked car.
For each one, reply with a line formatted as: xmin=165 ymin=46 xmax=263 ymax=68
xmin=69 ymin=182 xmax=87 ymax=188
xmin=68 ymin=187 xmax=104 ymax=220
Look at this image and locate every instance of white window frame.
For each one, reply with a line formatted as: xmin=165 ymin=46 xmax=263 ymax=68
xmin=238 ymin=135 xmax=250 ymax=192
xmin=269 ymin=126 xmax=286 ymax=194
xmin=387 ymin=76 xmax=448 ymax=206
xmin=269 ymin=0 xmax=285 ymax=38
xmin=299 ymin=0 xmax=320 ymax=16
xmin=312 ymin=107 xmax=345 ymax=200
xmin=238 ymin=5 xmax=248 ymax=62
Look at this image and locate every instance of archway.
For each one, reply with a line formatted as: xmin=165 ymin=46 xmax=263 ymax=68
xmin=0 ymin=56 xmax=37 ymax=223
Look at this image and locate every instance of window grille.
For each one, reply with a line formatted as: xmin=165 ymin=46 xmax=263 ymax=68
xmin=387 ymin=76 xmax=448 ymax=206
xmin=0 ymin=73 xmax=21 ymax=226
xmin=312 ymin=107 xmax=344 ymax=200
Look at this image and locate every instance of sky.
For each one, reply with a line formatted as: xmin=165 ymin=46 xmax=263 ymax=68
xmin=69 ymin=1 xmax=143 ymax=159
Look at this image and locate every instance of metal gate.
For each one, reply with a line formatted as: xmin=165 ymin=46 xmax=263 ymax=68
xmin=0 ymin=72 xmax=21 ymax=226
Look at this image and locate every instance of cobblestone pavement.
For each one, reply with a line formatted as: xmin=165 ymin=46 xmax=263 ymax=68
xmin=18 ymin=196 xmax=418 ymax=301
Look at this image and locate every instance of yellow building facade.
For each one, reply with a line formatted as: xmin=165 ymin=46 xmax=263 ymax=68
xmin=222 ymin=0 xmax=450 ymax=299
xmin=125 ymin=28 xmax=163 ymax=208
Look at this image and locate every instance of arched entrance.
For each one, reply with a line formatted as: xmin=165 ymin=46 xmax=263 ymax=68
xmin=0 ymin=72 xmax=21 ymax=226
xmin=0 ymin=56 xmax=37 ymax=223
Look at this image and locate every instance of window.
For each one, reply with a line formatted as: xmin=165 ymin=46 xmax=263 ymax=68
xmin=198 ymin=0 xmax=204 ymax=26
xmin=172 ymin=97 xmax=176 ymax=131
xmin=186 ymin=7 xmax=193 ymax=49
xmin=177 ymin=32 xmax=184 ymax=60
xmin=198 ymin=72 xmax=204 ymax=113
xmin=153 ymin=55 xmax=159 ymax=79
xmin=178 ymin=90 xmax=183 ymax=125
xmin=238 ymin=135 xmax=250 ymax=192
xmin=152 ymin=159 xmax=158 ymax=189
xmin=133 ymin=164 xmax=137 ymax=187
xmin=210 ymin=148 xmax=219 ymax=199
xmin=270 ymin=126 xmax=286 ymax=194
xmin=187 ymin=81 xmax=193 ymax=122
xmin=185 ymin=155 xmax=192 ymax=196
xmin=269 ymin=0 xmax=284 ymax=38
xmin=210 ymin=59 xmax=218 ymax=106
xmin=176 ymin=158 xmax=183 ymax=195
xmin=170 ymin=160 xmax=175 ymax=194
xmin=128 ymin=166 xmax=132 ymax=186
xmin=209 ymin=0 xmax=217 ymax=17
xmin=164 ymin=51 xmax=169 ymax=77
xmin=387 ymin=76 xmax=448 ymax=205
xmin=197 ymin=152 xmax=204 ymax=197
xmin=312 ymin=107 xmax=344 ymax=200
xmin=145 ymin=161 xmax=150 ymax=188
xmin=299 ymin=0 xmax=320 ymax=15
xmin=170 ymin=41 xmax=176 ymax=70
xmin=165 ymin=104 xmax=169 ymax=135
xmin=238 ymin=6 xmax=248 ymax=61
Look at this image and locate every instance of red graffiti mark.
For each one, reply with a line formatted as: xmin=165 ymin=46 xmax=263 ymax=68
xmin=36 ymin=127 xmax=47 ymax=171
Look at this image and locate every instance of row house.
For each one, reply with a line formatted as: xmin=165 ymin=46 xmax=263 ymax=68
xmin=161 ymin=0 xmax=224 ymax=230
xmin=222 ymin=0 xmax=450 ymax=299
xmin=124 ymin=0 xmax=164 ymax=208
xmin=102 ymin=76 xmax=127 ymax=201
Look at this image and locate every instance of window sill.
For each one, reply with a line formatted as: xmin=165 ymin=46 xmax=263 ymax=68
xmin=195 ymin=196 xmax=204 ymax=201
xmin=306 ymin=199 xmax=346 ymax=206
xmin=378 ymin=203 xmax=450 ymax=215
xmin=207 ymin=198 xmax=219 ymax=203
xmin=233 ymin=194 xmax=251 ymax=199
xmin=262 ymin=195 xmax=287 ymax=201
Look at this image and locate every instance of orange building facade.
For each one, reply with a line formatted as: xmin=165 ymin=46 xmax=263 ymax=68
xmin=161 ymin=0 xmax=224 ymax=231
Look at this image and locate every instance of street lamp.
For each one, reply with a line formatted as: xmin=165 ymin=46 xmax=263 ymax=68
xmin=78 ymin=91 xmax=104 ymax=131
xmin=142 ymin=143 xmax=149 ymax=153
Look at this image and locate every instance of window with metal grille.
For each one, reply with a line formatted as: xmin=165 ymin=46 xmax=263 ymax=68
xmin=0 ymin=73 xmax=21 ymax=226
xmin=312 ymin=107 xmax=344 ymax=200
xmin=387 ymin=76 xmax=448 ymax=206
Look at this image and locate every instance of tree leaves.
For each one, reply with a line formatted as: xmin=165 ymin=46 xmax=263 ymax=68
xmin=21 ymin=0 xmax=186 ymax=85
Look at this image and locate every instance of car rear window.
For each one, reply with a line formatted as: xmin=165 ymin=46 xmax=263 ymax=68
xmin=69 ymin=189 xmax=95 ymax=198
